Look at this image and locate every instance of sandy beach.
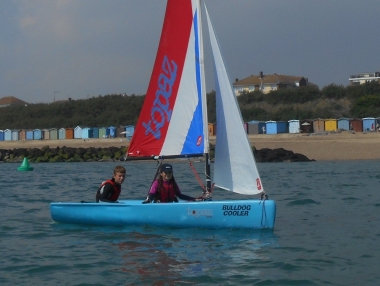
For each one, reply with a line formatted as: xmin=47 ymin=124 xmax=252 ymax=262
xmin=1 ymin=131 xmax=380 ymax=161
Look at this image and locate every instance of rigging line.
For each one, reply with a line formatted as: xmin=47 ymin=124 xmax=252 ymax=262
xmin=261 ymin=201 xmax=268 ymax=227
xmin=187 ymin=159 xmax=206 ymax=191
xmin=145 ymin=160 xmax=163 ymax=198
xmin=260 ymin=194 xmax=269 ymax=227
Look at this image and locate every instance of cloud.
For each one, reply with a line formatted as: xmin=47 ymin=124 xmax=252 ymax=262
xmin=1 ymin=0 xmax=380 ymax=103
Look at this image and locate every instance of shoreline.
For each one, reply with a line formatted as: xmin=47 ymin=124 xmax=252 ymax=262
xmin=1 ymin=131 xmax=380 ymax=161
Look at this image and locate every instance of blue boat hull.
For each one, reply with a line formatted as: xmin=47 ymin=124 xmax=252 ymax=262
xmin=50 ymin=200 xmax=276 ymax=229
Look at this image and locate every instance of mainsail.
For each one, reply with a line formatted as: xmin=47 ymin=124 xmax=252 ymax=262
xmin=127 ymin=0 xmax=208 ymax=159
xmin=204 ymin=4 xmax=264 ymax=195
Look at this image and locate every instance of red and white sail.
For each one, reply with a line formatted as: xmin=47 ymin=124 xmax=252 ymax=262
xmin=127 ymin=0 xmax=208 ymax=158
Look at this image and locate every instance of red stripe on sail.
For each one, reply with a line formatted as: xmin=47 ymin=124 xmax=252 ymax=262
xmin=128 ymin=0 xmax=193 ymax=157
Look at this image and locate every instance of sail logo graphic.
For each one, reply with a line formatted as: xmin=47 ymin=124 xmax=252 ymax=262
xmin=256 ymin=178 xmax=262 ymax=190
xmin=187 ymin=207 xmax=213 ymax=218
xmin=143 ymin=55 xmax=178 ymax=139
xmin=196 ymin=135 xmax=202 ymax=146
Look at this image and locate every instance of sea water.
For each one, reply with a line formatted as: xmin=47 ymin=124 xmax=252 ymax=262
xmin=1 ymin=160 xmax=379 ymax=285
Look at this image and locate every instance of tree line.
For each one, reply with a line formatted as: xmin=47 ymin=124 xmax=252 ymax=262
xmin=1 ymin=82 xmax=380 ymax=129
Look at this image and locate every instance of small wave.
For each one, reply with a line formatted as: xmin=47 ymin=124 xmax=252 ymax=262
xmin=287 ymin=199 xmax=320 ymax=206
xmin=342 ymin=197 xmax=360 ymax=201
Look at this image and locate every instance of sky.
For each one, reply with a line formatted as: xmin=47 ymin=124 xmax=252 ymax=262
xmin=1 ymin=0 xmax=380 ymax=104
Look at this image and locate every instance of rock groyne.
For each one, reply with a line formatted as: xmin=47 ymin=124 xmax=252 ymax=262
xmin=0 ymin=146 xmax=128 ymax=163
xmin=0 ymin=145 xmax=314 ymax=163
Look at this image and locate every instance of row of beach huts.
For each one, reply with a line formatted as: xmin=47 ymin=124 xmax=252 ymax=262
xmin=208 ymin=117 xmax=380 ymax=135
xmin=0 ymin=125 xmax=135 ymax=141
xmin=0 ymin=117 xmax=379 ymax=142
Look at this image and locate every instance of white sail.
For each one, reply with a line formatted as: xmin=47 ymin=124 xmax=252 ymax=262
xmin=205 ymin=4 xmax=264 ymax=195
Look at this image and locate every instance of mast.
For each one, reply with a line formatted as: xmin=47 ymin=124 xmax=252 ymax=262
xmin=197 ymin=0 xmax=211 ymax=196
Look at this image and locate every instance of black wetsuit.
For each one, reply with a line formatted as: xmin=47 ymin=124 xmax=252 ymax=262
xmin=95 ymin=178 xmax=121 ymax=203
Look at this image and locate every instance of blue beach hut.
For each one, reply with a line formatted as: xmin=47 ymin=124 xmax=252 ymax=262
xmin=337 ymin=118 xmax=350 ymax=131
xmin=265 ymin=121 xmax=277 ymax=134
xmin=108 ymin=126 xmax=116 ymax=138
xmin=82 ymin=127 xmax=93 ymax=139
xmin=33 ymin=129 xmax=42 ymax=140
xmin=26 ymin=130 xmax=34 ymax=140
xmin=266 ymin=121 xmax=287 ymax=134
xmin=4 ymin=129 xmax=12 ymax=141
xmin=0 ymin=130 xmax=4 ymax=141
xmin=92 ymin=127 xmax=99 ymax=138
xmin=74 ymin=126 xmax=82 ymax=139
xmin=125 ymin=125 xmax=135 ymax=140
xmin=362 ymin=117 xmax=375 ymax=132
xmin=58 ymin=128 xmax=66 ymax=139
xmin=11 ymin=130 xmax=19 ymax=141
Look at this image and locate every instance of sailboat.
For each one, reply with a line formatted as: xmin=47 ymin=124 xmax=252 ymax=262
xmin=50 ymin=0 xmax=276 ymax=229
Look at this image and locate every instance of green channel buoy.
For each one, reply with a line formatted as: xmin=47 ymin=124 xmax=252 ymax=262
xmin=17 ymin=157 xmax=34 ymax=171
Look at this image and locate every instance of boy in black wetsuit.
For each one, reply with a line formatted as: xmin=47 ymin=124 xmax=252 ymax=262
xmin=96 ymin=165 xmax=126 ymax=203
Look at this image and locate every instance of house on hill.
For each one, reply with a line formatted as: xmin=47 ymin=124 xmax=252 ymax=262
xmin=0 ymin=96 xmax=29 ymax=107
xmin=349 ymin=72 xmax=380 ymax=86
xmin=233 ymin=71 xmax=312 ymax=95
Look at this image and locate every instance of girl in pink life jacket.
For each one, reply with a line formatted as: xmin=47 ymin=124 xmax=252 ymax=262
xmin=96 ymin=165 xmax=126 ymax=203
xmin=145 ymin=163 xmax=196 ymax=203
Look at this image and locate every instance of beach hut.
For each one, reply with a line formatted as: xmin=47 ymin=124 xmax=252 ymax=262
xmin=66 ymin=128 xmax=74 ymax=139
xmin=116 ymin=126 xmax=125 ymax=138
xmin=50 ymin=128 xmax=58 ymax=140
xmin=265 ymin=121 xmax=276 ymax=134
xmin=362 ymin=117 xmax=376 ymax=132
xmin=58 ymin=128 xmax=66 ymax=140
xmin=4 ymin=129 xmax=12 ymax=141
xmin=26 ymin=130 xmax=34 ymax=140
xmin=288 ymin=120 xmax=300 ymax=134
xmin=19 ymin=130 xmax=26 ymax=140
xmin=337 ymin=118 xmax=350 ymax=131
xmin=0 ymin=130 xmax=4 ymax=141
xmin=313 ymin=118 xmax=325 ymax=132
xmin=325 ymin=119 xmax=338 ymax=132
xmin=11 ymin=130 xmax=19 ymax=141
xmin=99 ymin=127 xmax=107 ymax=139
xmin=208 ymin=123 xmax=216 ymax=136
xmin=108 ymin=126 xmax=116 ymax=138
xmin=42 ymin=129 xmax=50 ymax=140
xmin=74 ymin=126 xmax=82 ymax=139
xmin=266 ymin=120 xmax=287 ymax=134
xmin=82 ymin=127 xmax=93 ymax=139
xmin=125 ymin=125 xmax=135 ymax=140
xmin=247 ymin=120 xmax=265 ymax=134
xmin=300 ymin=120 xmax=313 ymax=133
xmin=33 ymin=129 xmax=43 ymax=140
xmin=92 ymin=127 xmax=99 ymax=138
xmin=349 ymin=119 xmax=362 ymax=132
